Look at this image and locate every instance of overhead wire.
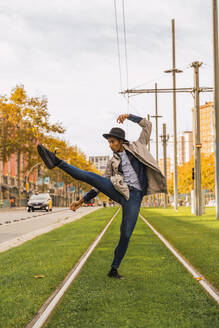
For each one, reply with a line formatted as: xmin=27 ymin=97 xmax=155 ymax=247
xmin=122 ymin=0 xmax=129 ymax=93
xmin=113 ymin=0 xmax=147 ymax=121
xmin=130 ymin=63 xmax=192 ymax=93
xmin=112 ymin=7 xmax=214 ymax=159
xmin=121 ymin=0 xmax=130 ymax=138
xmin=113 ymin=0 xmax=123 ymax=91
xmin=131 ymin=74 xmax=169 ymax=90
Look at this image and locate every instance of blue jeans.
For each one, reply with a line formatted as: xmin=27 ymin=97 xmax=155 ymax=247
xmin=58 ymin=161 xmax=143 ymax=268
xmin=111 ymin=187 xmax=143 ymax=268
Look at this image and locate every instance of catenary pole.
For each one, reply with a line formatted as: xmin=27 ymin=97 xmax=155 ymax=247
xmin=172 ymin=19 xmax=178 ymax=211
xmin=212 ymin=0 xmax=219 ymax=219
xmin=147 ymin=114 xmax=151 ymax=151
xmin=155 ymin=83 xmax=158 ymax=163
xmin=147 ymin=114 xmax=152 ymax=207
xmin=151 ymin=83 xmax=162 ymax=207
xmin=160 ymin=124 xmax=169 ymax=208
xmin=192 ymin=61 xmax=202 ymax=216
xmin=164 ymin=20 xmax=183 ymax=211
xmin=151 ymin=83 xmax=162 ymax=163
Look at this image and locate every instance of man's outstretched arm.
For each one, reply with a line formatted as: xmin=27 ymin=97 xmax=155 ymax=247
xmin=69 ymin=188 xmax=98 ymax=211
xmin=117 ymin=113 xmax=152 ymax=145
xmin=117 ymin=113 xmax=142 ymax=124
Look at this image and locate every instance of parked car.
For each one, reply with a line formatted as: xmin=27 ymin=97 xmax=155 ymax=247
xmin=27 ymin=193 xmax=52 ymax=212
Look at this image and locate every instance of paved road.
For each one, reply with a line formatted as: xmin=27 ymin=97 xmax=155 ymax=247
xmin=0 ymin=206 xmax=100 ymax=252
xmin=0 ymin=207 xmax=68 ymax=224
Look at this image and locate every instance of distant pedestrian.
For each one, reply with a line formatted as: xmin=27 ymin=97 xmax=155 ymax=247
xmin=37 ymin=114 xmax=167 ymax=279
xmin=10 ymin=196 xmax=16 ymax=207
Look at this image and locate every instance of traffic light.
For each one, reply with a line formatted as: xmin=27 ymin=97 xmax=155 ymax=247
xmin=192 ymin=167 xmax=195 ymax=180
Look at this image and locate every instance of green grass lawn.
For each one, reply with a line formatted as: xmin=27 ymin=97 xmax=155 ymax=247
xmin=0 ymin=207 xmax=118 ymax=328
xmin=45 ymin=210 xmax=219 ymax=328
xmin=140 ymin=206 xmax=219 ymax=291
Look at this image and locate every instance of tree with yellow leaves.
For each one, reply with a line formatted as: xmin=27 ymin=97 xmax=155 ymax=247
xmin=37 ymin=136 xmax=104 ymax=205
xmin=0 ymin=84 xmax=108 ymax=206
xmin=167 ymin=153 xmax=215 ymax=195
xmin=0 ymin=85 xmax=65 ymax=205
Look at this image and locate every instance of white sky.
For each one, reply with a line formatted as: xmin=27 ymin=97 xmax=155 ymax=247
xmin=0 ymin=0 xmax=214 ymax=160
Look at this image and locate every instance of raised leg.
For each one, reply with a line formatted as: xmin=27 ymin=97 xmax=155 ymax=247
xmin=58 ymin=160 xmax=125 ymax=204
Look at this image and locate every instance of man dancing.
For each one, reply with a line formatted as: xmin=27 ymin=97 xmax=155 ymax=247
xmin=37 ymin=113 xmax=167 ymax=279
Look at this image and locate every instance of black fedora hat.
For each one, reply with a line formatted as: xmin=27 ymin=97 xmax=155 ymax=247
xmin=103 ymin=127 xmax=129 ymax=143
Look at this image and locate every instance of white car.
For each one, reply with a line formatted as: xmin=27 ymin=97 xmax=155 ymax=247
xmin=27 ymin=193 xmax=52 ymax=212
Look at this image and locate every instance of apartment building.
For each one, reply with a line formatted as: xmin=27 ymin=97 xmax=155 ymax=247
xmin=199 ymin=102 xmax=215 ymax=156
xmin=158 ymin=157 xmax=172 ymax=180
xmin=169 ymin=131 xmax=193 ymax=171
xmin=0 ymin=154 xmax=38 ymax=206
xmin=89 ymin=155 xmax=110 ymax=174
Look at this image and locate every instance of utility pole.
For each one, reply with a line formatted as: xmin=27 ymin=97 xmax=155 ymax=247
xmin=147 ymin=114 xmax=151 ymax=151
xmin=171 ymin=19 xmax=178 ymax=212
xmin=160 ymin=123 xmax=169 ymax=208
xmin=151 ymin=83 xmax=162 ymax=163
xmin=151 ymin=83 xmax=162 ymax=208
xmin=192 ymin=61 xmax=203 ymax=216
xmin=212 ymin=0 xmax=219 ymax=219
xmin=147 ymin=113 xmax=152 ymax=207
xmin=164 ymin=19 xmax=183 ymax=211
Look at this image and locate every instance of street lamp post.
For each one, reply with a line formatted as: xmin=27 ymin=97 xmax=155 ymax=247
xmin=25 ymin=162 xmax=41 ymax=197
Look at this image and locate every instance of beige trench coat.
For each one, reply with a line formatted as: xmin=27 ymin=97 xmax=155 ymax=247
xmin=94 ymin=117 xmax=167 ymax=200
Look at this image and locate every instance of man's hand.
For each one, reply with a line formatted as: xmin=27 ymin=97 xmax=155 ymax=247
xmin=117 ymin=114 xmax=130 ymax=124
xmin=70 ymin=199 xmax=84 ymax=212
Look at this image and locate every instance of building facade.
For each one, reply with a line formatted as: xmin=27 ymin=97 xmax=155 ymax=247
xmin=160 ymin=102 xmax=214 ymax=182
xmin=158 ymin=157 xmax=172 ymax=181
xmin=183 ymin=131 xmax=193 ymax=163
xmin=0 ymin=154 xmax=38 ymax=207
xmin=199 ymin=102 xmax=215 ymax=156
xmin=89 ymin=156 xmax=110 ymax=174
xmin=169 ymin=131 xmax=193 ymax=172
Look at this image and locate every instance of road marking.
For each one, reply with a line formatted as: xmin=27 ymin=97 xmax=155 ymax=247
xmin=0 ymin=208 xmax=69 ymax=226
xmin=140 ymin=213 xmax=219 ymax=305
xmin=26 ymin=208 xmax=120 ymax=328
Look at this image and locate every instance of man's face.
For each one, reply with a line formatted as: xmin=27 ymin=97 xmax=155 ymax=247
xmin=108 ymin=137 xmax=123 ymax=153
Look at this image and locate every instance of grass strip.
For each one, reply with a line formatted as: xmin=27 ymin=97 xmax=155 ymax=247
xmin=0 ymin=207 xmax=118 ymax=328
xmin=140 ymin=207 xmax=219 ymax=291
xmin=45 ymin=211 xmax=219 ymax=328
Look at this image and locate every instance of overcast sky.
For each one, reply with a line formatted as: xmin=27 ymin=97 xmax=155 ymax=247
xmin=0 ymin=0 xmax=214 ymax=160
